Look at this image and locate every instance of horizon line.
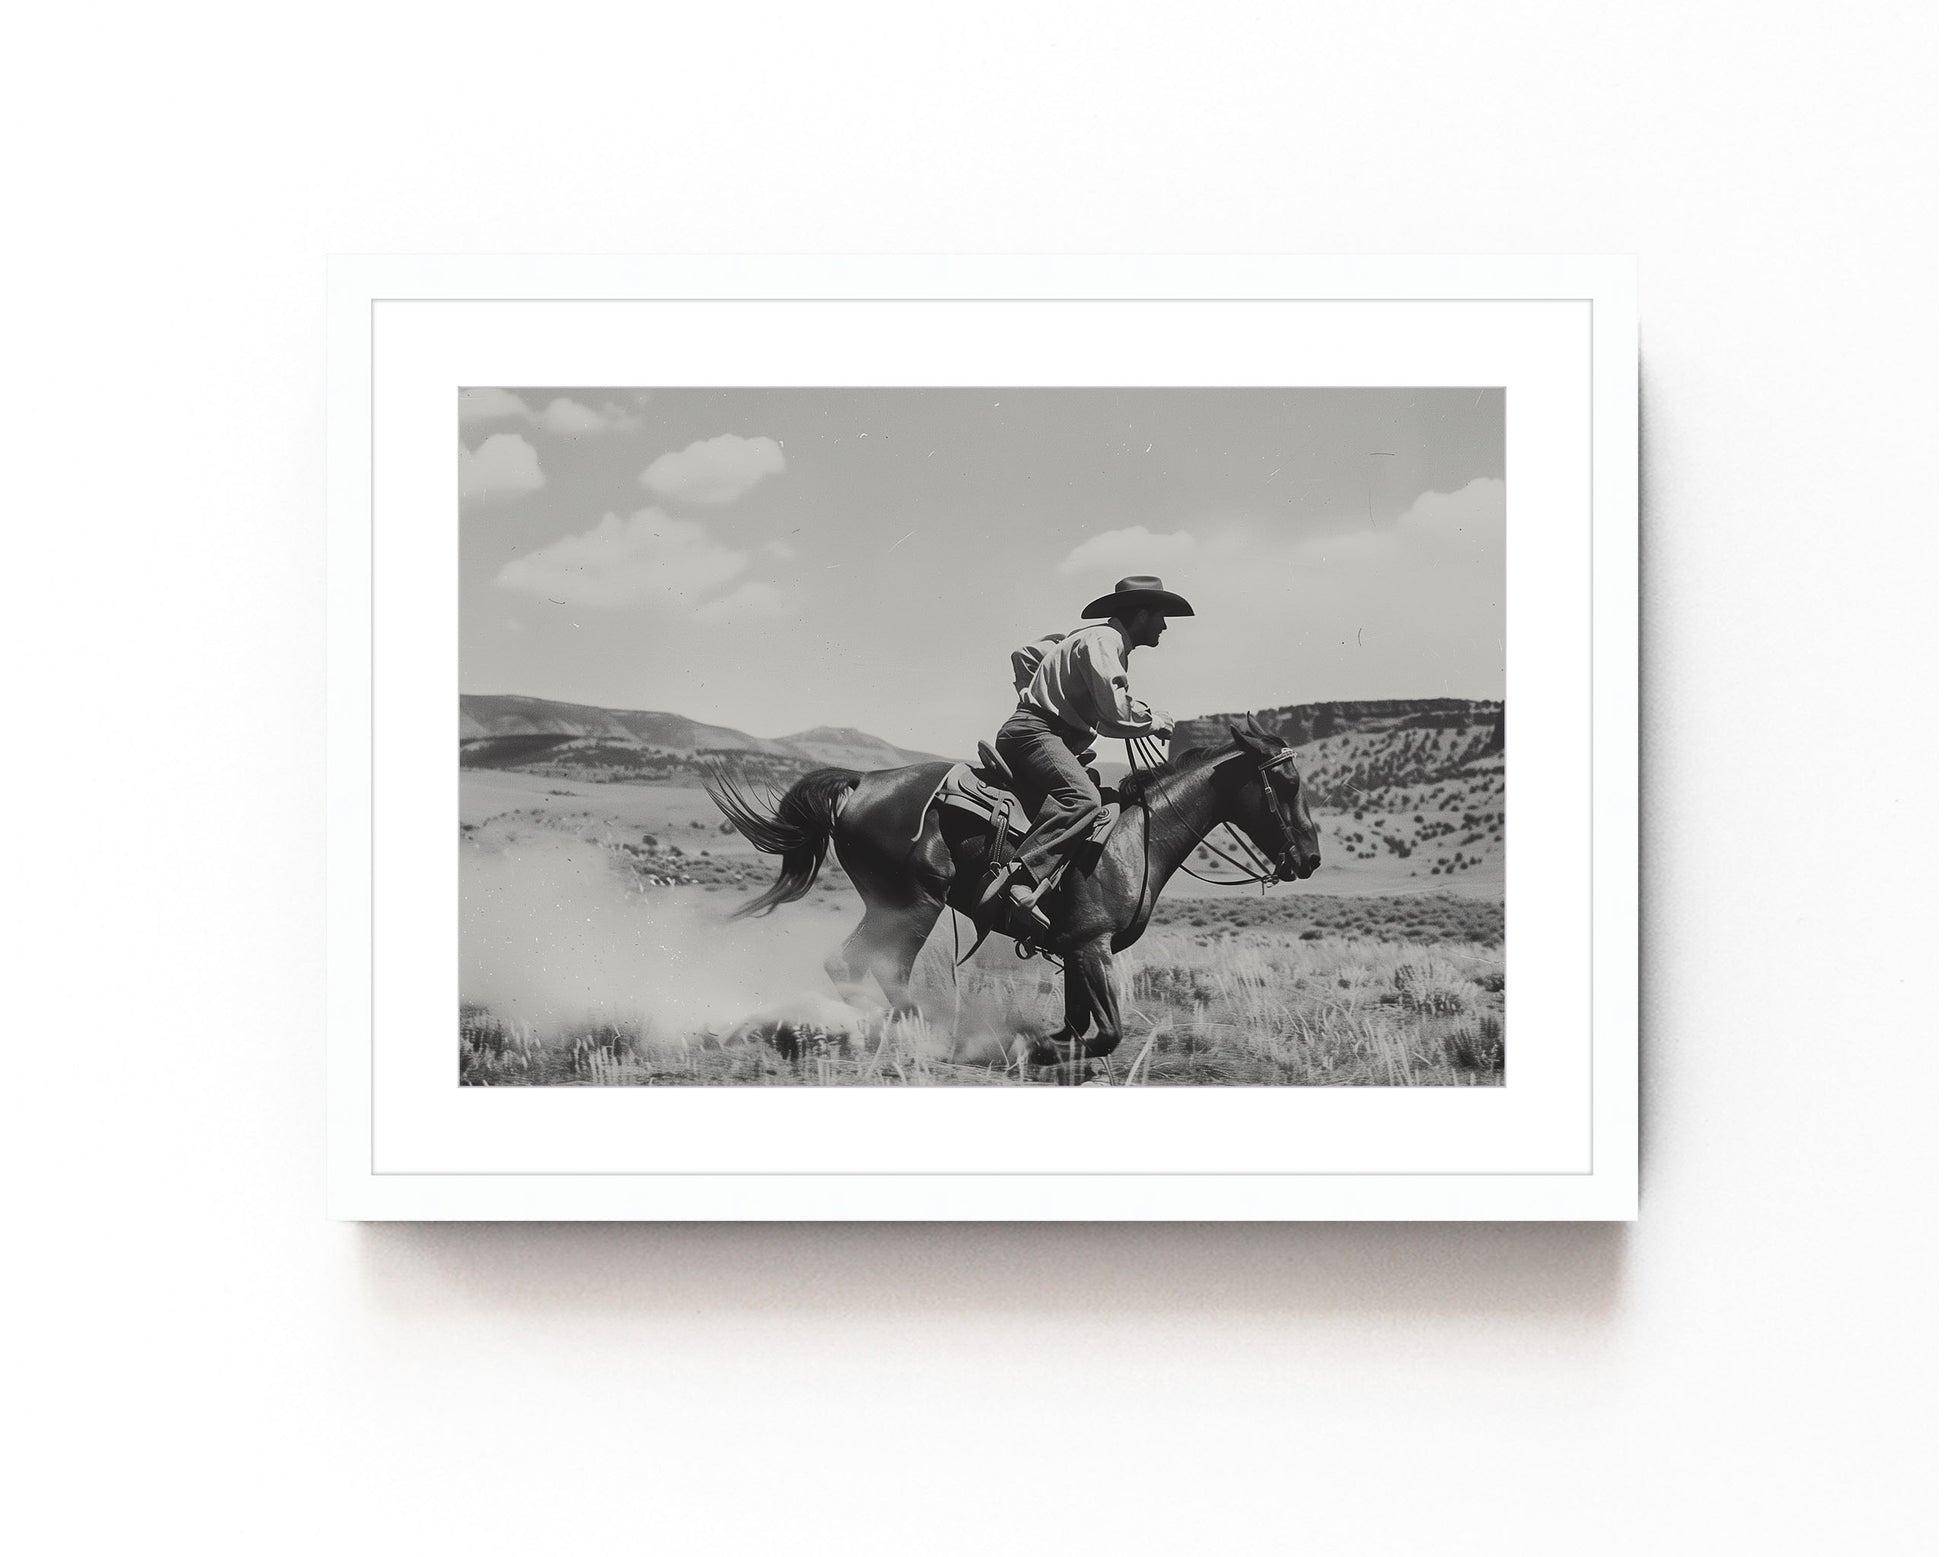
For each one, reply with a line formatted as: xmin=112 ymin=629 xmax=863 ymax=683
xmin=459 ymin=686 xmax=1506 ymax=744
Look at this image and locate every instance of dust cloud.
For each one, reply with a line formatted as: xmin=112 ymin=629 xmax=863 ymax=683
xmin=460 ymin=835 xmax=855 ymax=1042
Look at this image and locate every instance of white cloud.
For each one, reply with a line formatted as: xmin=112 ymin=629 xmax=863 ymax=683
xmin=1286 ymin=529 xmax=1401 ymax=568
xmin=1394 ymin=476 xmax=1506 ymax=557
xmin=459 ymin=388 xmax=531 ymax=424
xmin=763 ymin=539 xmax=797 ymax=562
xmin=460 ymin=389 xmax=639 ymax=435
xmin=537 ymin=397 xmax=610 ymax=435
xmin=459 ymin=433 xmax=545 ymax=500
xmin=693 ymin=581 xmax=785 ymax=621
xmin=537 ymin=396 xmax=641 ymax=435
xmin=1056 ymin=525 xmax=1199 ymax=578
xmin=641 ymin=434 xmax=786 ymax=505
xmin=494 ymin=508 xmax=752 ymax=610
xmin=1169 ymin=482 xmax=1507 ymax=708
xmin=1278 ymin=477 xmax=1506 ymax=571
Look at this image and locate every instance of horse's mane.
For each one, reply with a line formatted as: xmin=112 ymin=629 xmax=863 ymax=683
xmin=1113 ymin=741 xmax=1234 ymax=800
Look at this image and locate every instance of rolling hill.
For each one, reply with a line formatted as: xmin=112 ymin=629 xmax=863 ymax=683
xmin=459 ymin=694 xmax=946 ymax=781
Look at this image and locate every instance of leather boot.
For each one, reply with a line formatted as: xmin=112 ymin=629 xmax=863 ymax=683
xmin=1003 ymin=879 xmax=1052 ymax=937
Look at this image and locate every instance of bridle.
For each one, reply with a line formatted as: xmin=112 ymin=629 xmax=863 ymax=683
xmin=1124 ymin=735 xmax=1312 ymax=888
xmin=1251 ymin=747 xmax=1312 ymax=882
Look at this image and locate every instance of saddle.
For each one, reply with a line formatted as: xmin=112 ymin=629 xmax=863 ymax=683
xmin=927 ymin=746 xmax=1027 ymax=863
xmin=924 ymin=741 xmax=1118 ymax=885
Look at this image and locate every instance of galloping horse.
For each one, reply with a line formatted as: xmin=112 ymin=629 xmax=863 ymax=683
xmin=707 ymin=717 xmax=1321 ymax=1066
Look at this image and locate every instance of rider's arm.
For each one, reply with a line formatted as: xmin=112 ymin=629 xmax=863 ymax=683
xmin=1079 ymin=632 xmax=1170 ymax=739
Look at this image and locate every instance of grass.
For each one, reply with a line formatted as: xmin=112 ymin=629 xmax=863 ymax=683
xmin=1148 ymin=890 xmax=1503 ymax=943
xmin=459 ymin=895 xmax=1505 ymax=1087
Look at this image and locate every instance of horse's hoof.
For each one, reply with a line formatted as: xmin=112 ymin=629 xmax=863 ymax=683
xmin=1024 ymin=1034 xmax=1084 ymax=1068
xmin=1024 ymin=1032 xmax=1120 ymax=1066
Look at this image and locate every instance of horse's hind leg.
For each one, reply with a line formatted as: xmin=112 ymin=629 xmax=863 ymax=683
xmin=825 ymin=899 xmax=943 ymax=1018
xmin=823 ymin=922 xmax=872 ymax=998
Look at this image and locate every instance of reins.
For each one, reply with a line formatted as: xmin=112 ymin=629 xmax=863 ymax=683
xmin=1122 ymin=735 xmax=1302 ymax=890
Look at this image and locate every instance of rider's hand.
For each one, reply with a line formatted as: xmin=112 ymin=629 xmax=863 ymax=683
xmin=1149 ymin=709 xmax=1176 ymax=739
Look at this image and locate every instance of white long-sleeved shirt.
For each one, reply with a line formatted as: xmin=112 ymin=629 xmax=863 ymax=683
xmin=1014 ymin=621 xmax=1160 ymax=740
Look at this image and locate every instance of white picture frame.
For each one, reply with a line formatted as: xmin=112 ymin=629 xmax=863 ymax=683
xmin=327 ymin=255 xmax=1637 ymax=1220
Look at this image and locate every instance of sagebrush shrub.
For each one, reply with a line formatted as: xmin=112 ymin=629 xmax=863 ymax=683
xmin=1393 ymin=957 xmax=1477 ymax=1014
xmin=1445 ymin=1015 xmax=1504 ymax=1072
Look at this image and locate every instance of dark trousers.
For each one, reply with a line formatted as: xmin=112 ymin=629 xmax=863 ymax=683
xmin=995 ymin=705 xmax=1105 ymax=885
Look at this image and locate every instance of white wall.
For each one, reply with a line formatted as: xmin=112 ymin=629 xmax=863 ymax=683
xmin=10 ymin=4 xmax=1935 ymax=1553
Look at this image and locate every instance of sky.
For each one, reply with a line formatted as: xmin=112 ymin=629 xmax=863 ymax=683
xmin=460 ymin=387 xmax=1505 ymax=757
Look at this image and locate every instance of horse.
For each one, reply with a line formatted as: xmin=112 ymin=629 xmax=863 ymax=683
xmin=706 ymin=716 xmax=1321 ymax=1067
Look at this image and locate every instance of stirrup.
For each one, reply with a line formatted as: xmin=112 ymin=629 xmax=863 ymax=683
xmin=1005 ymin=896 xmax=1052 ymax=939
xmin=976 ymin=861 xmax=1020 ymax=910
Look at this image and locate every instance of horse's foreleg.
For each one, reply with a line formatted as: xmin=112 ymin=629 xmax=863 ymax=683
xmin=1068 ymin=936 xmax=1125 ymax=1057
xmin=1025 ymin=935 xmax=1123 ymax=1065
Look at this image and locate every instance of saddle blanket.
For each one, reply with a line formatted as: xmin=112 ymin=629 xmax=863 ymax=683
xmin=920 ymin=761 xmax=1117 ymax=849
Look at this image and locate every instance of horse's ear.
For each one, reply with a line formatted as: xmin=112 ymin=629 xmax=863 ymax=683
xmin=1229 ymin=721 xmax=1277 ymax=757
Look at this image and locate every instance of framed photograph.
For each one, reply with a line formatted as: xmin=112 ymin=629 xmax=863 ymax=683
xmin=327 ymin=256 xmax=1637 ymax=1219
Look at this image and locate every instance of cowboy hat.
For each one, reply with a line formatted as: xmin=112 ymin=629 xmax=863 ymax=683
xmin=1081 ymin=574 xmax=1196 ymax=619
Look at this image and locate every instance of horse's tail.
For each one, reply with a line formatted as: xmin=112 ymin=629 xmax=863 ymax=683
xmin=706 ymin=766 xmax=860 ymax=920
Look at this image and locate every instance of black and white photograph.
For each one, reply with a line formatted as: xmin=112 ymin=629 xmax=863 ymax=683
xmin=347 ymin=268 xmax=1625 ymax=1212
xmin=459 ymin=387 xmax=1506 ymax=1086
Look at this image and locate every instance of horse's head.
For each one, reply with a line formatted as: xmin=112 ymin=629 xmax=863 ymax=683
xmin=1224 ymin=718 xmax=1322 ymax=881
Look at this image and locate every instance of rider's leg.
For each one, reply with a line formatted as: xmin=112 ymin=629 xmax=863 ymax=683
xmin=986 ymin=707 xmax=1100 ymax=925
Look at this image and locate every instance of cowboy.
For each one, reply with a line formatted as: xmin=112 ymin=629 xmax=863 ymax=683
xmin=979 ymin=574 xmax=1193 ymax=935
